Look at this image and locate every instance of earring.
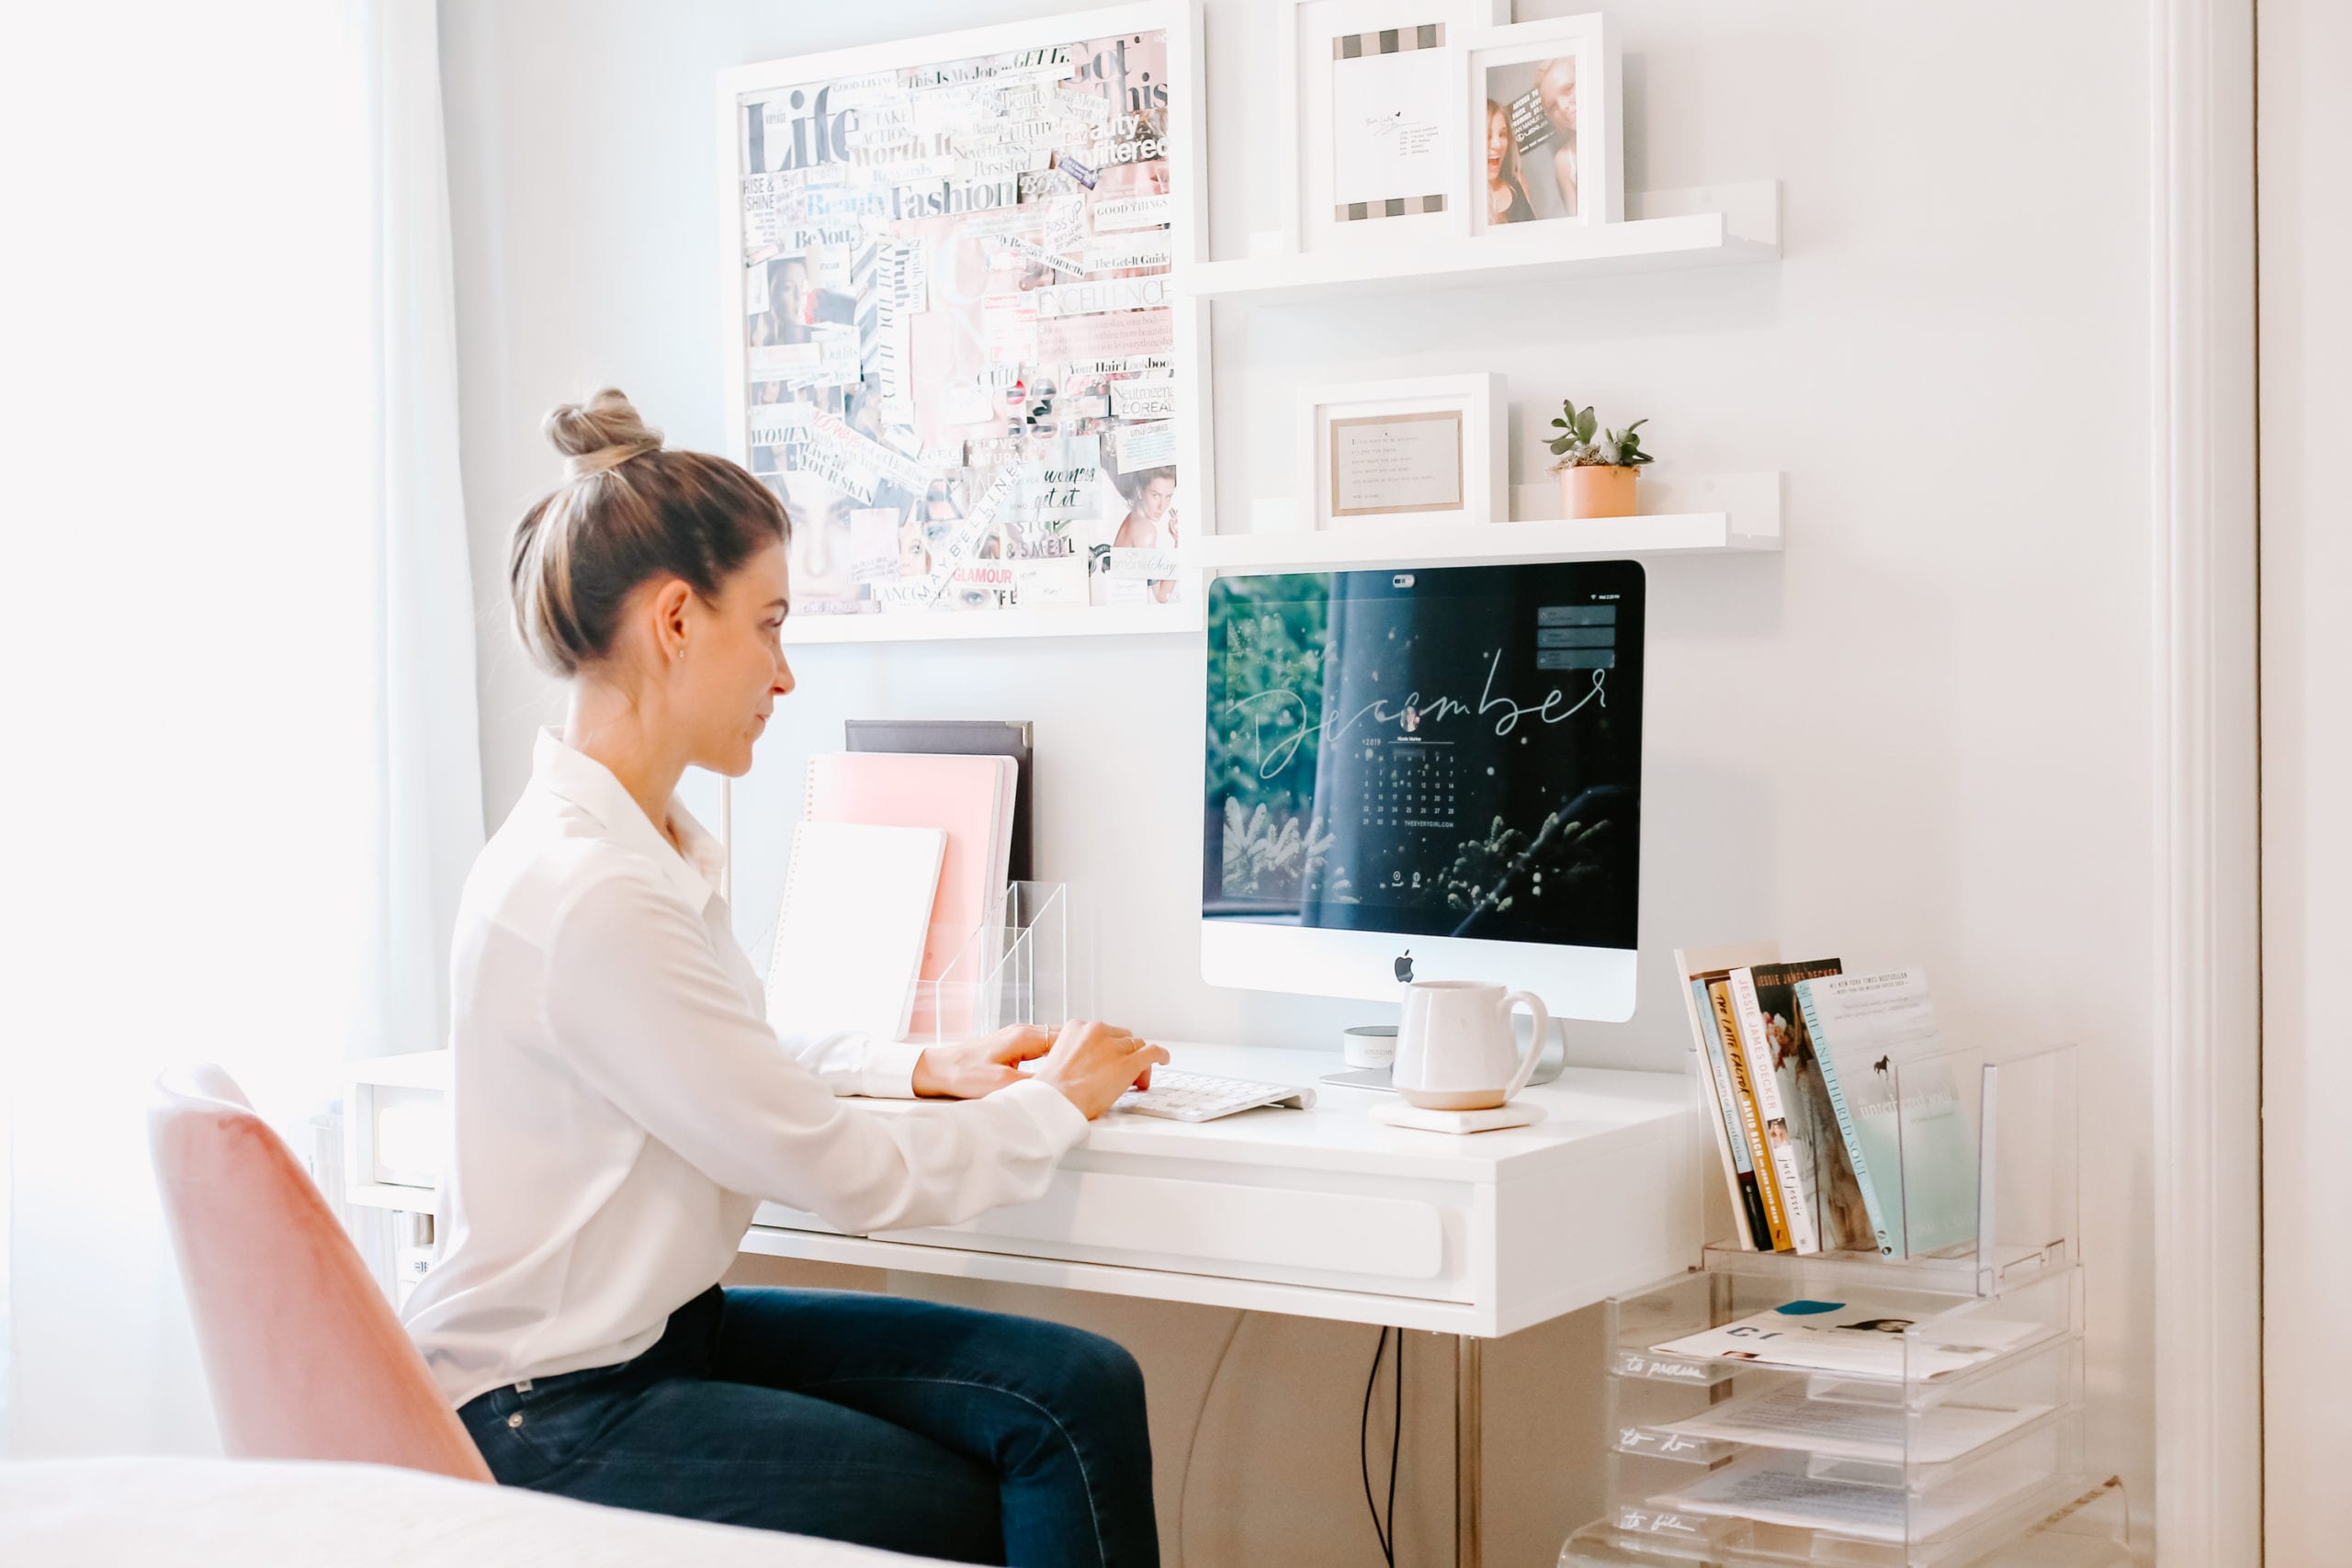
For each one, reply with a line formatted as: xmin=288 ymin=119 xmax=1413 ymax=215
xmin=674 ymin=647 xmax=684 ymax=660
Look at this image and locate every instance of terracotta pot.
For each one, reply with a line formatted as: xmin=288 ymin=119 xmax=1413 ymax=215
xmin=1555 ymin=464 xmax=1640 ymax=520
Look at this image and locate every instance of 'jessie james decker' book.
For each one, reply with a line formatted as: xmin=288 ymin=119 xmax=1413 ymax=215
xmin=1710 ymin=979 xmax=1793 ymax=1250
xmin=1729 ymin=962 xmax=1834 ymax=1254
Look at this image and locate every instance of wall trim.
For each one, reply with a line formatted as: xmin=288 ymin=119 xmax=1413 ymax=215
xmin=2150 ymin=0 xmax=2263 ymax=1561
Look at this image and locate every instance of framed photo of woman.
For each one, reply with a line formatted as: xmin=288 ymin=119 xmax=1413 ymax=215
xmin=1459 ymin=14 xmax=1622 ymax=235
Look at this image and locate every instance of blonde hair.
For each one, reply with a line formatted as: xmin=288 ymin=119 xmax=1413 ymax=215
xmin=508 ymin=389 xmax=789 ymax=677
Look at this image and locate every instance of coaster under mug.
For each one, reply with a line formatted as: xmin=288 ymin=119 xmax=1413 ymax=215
xmin=1369 ymin=1100 xmax=1547 ymax=1135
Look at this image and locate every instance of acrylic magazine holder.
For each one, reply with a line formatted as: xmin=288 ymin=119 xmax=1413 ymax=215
xmin=902 ymin=880 xmax=1080 ymax=1044
xmin=1561 ymin=1043 xmax=2130 ymax=1567
xmin=1699 ymin=1042 xmax=2081 ymax=1298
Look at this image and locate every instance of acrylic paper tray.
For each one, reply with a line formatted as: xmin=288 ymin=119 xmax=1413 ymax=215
xmin=899 ymin=881 xmax=1079 ymax=1045
xmin=1611 ymin=1338 xmax=2084 ymax=1490
xmin=1606 ymin=1259 xmax=2083 ymax=1401
xmin=1566 ymin=1257 xmax=2116 ymax=1566
xmin=1567 ymin=1034 xmax=2120 ymax=1568
xmin=1564 ymin=1466 xmax=2130 ymax=1568
xmin=1635 ymin=1421 xmax=2065 ymax=1539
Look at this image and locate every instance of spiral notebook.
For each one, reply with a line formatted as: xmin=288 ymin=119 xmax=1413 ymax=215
xmin=763 ymin=819 xmax=945 ymax=1045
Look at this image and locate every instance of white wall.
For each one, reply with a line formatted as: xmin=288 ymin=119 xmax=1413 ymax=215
xmin=440 ymin=1 xmax=2163 ymax=1556
xmin=2258 ymin=0 xmax=2352 ymax=1557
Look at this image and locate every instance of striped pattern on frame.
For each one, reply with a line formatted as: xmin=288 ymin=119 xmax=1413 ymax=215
xmin=1331 ymin=25 xmax=1448 ymax=223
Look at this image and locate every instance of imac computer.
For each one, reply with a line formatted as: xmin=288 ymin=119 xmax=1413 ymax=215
xmin=1201 ymin=559 xmax=1644 ymax=1040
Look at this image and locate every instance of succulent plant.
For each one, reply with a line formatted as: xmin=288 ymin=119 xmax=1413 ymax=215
xmin=1545 ymin=399 xmax=1657 ymax=469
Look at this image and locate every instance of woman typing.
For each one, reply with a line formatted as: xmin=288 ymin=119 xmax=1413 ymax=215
xmin=401 ymin=389 xmax=1165 ymax=1567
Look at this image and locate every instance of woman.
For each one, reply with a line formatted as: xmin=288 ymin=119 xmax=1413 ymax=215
xmin=401 ymin=389 xmax=1169 ymax=1566
xmin=1534 ymin=57 xmax=1580 ymax=216
xmin=1483 ymin=99 xmax=1535 ymax=226
xmin=1107 ymin=467 xmax=1178 ymax=605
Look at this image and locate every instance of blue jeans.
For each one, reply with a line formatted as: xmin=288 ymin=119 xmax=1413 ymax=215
xmin=458 ymin=1286 xmax=1158 ymax=1566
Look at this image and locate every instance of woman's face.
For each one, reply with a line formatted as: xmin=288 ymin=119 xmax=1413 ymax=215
xmin=777 ymin=261 xmax=811 ymax=321
xmin=1486 ymin=105 xmax=1510 ymax=179
xmin=1539 ymin=61 xmax=1577 ymax=135
xmin=1139 ymin=474 xmax=1176 ymax=523
xmin=672 ymin=538 xmax=794 ymax=778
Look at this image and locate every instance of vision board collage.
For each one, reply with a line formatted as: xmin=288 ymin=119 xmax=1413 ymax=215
xmin=730 ymin=27 xmax=1186 ymax=623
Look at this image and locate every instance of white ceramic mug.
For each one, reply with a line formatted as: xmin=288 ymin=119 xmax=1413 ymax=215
xmin=1392 ymin=980 xmax=1552 ymax=1111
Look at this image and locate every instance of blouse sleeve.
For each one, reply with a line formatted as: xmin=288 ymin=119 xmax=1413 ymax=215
xmin=775 ymin=1021 xmax=928 ymax=1100
xmin=540 ymin=867 xmax=1086 ymax=1235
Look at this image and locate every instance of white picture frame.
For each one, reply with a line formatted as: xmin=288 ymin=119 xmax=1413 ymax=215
xmin=1459 ymin=15 xmax=1623 ymax=235
xmin=716 ymin=3 xmax=1212 ymax=645
xmin=1275 ymin=0 xmax=1507 ymax=254
xmin=1300 ymin=372 xmax=1506 ymax=529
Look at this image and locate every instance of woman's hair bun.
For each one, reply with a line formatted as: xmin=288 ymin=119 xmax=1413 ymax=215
xmin=542 ymin=387 xmax=662 ymax=462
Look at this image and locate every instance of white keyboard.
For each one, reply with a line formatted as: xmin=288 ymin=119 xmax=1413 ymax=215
xmin=1114 ymin=1068 xmax=1317 ymax=1123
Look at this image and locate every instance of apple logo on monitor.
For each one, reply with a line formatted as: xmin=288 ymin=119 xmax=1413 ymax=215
xmin=1394 ymin=950 xmax=1414 ymax=984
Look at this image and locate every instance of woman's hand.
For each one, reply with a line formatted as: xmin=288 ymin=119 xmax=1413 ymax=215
xmin=1031 ymin=1020 xmax=1169 ymax=1120
xmin=910 ymin=1024 xmax=1057 ymax=1100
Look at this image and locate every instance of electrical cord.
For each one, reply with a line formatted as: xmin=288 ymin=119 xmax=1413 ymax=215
xmin=1359 ymin=1326 xmax=1402 ymax=1567
xmin=1359 ymin=1328 xmax=1390 ymax=1565
xmin=1374 ymin=1325 xmax=1392 ymax=1561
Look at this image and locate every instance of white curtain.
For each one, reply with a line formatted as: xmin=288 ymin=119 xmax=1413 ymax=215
xmin=0 ymin=0 xmax=481 ymax=1454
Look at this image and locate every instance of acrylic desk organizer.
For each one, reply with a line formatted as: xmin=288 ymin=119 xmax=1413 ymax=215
xmin=902 ymin=881 xmax=1080 ymax=1044
xmin=1560 ymin=1043 xmax=2131 ymax=1567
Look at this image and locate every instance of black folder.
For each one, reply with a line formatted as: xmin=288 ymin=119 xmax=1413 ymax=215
xmin=843 ymin=719 xmax=1035 ymax=884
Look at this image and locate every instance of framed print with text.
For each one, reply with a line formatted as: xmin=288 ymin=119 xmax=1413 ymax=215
xmin=1276 ymin=0 xmax=1506 ymax=253
xmin=718 ymin=3 xmax=1212 ymax=642
xmin=1461 ymin=15 xmax=1622 ymax=235
xmin=1302 ymin=373 xmax=1505 ymax=529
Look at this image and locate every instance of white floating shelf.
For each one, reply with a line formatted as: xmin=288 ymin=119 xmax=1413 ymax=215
xmin=345 ymin=1181 xmax=439 ymax=1215
xmin=1184 ymin=472 xmax=1781 ymax=574
xmin=1185 ymin=513 xmax=1763 ymax=572
xmin=783 ymin=600 xmax=1201 ymax=646
xmin=1182 ymin=181 xmax=1780 ymax=306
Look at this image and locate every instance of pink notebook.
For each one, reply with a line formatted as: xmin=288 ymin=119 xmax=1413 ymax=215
xmin=803 ymin=751 xmax=1017 ymax=1038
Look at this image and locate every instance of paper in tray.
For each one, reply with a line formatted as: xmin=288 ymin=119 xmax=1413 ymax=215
xmin=1650 ymin=1295 xmax=2041 ymax=1380
xmin=1657 ymin=1384 xmax=2052 ymax=1467
xmin=1649 ymin=1451 xmax=2037 ymax=1545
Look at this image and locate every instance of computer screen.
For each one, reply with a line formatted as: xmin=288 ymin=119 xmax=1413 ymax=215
xmin=1201 ymin=561 xmax=1643 ymax=1007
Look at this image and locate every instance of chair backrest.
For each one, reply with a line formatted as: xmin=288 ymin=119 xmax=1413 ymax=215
xmin=147 ymin=1065 xmax=493 ymax=1483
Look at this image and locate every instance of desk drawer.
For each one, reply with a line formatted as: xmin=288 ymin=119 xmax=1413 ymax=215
xmin=756 ymin=1158 xmax=1474 ymax=1303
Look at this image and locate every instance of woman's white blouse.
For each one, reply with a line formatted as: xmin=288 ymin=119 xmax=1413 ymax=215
xmin=401 ymin=728 xmax=1087 ymax=1408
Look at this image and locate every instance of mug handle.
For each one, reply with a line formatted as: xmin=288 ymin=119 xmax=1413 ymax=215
xmin=1500 ymin=990 xmax=1553 ymax=1102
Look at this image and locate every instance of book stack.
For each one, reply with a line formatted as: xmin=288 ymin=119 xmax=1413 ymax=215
xmin=1676 ymin=944 xmax=1976 ymax=1259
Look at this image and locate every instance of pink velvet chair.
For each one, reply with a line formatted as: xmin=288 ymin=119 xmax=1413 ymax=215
xmin=147 ymin=1064 xmax=494 ymax=1483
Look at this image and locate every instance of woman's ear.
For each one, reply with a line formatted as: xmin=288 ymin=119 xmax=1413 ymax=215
xmin=651 ymin=577 xmax=695 ymax=659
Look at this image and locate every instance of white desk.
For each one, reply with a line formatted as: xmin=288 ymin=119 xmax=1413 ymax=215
xmin=344 ymin=1043 xmax=1700 ymax=1565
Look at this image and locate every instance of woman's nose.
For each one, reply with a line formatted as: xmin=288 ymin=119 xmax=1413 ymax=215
xmin=774 ymin=654 xmax=795 ymax=697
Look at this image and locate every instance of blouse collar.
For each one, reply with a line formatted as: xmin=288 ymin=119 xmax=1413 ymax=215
xmin=531 ymin=728 xmax=724 ymax=910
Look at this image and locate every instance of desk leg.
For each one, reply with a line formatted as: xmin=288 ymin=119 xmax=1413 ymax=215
xmin=1455 ymin=1332 xmax=1482 ymax=1568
